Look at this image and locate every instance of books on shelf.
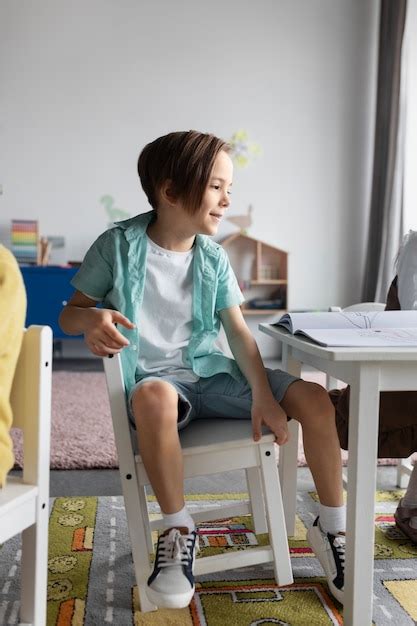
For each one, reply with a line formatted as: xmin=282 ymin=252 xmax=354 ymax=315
xmin=273 ymin=310 xmax=417 ymax=347
xmin=11 ymin=219 xmax=39 ymax=264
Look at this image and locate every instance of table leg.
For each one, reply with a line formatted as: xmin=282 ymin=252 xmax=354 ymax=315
xmin=279 ymin=345 xmax=301 ymax=535
xmin=344 ymin=364 xmax=380 ymax=626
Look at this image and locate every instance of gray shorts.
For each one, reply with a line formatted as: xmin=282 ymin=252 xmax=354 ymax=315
xmin=128 ymin=368 xmax=299 ymax=430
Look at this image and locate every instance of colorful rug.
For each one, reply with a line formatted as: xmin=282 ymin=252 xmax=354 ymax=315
xmin=1 ymin=491 xmax=417 ymax=625
xmin=10 ymin=370 xmax=399 ymax=469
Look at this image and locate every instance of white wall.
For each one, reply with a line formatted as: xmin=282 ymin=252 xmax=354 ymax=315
xmin=1 ymin=0 xmax=379 ymax=315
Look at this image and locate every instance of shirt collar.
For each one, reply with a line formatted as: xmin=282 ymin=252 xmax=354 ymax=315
xmin=114 ymin=210 xmax=156 ymax=242
xmin=114 ymin=209 xmax=217 ymax=256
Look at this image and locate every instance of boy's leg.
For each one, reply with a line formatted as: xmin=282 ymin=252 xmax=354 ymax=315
xmin=132 ymin=379 xmax=186 ymax=515
xmin=197 ymin=373 xmax=343 ymax=508
xmin=131 ymin=378 xmax=198 ymax=609
xmin=197 ymin=372 xmax=346 ymax=601
xmin=280 ymin=380 xmax=344 ymax=508
xmin=280 ymin=379 xmax=346 ymax=604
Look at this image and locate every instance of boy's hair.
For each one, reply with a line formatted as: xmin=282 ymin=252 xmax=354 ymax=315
xmin=138 ymin=130 xmax=230 ymax=214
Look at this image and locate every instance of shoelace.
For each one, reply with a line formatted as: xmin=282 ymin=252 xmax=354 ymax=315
xmin=156 ymin=529 xmax=194 ymax=569
xmin=331 ymin=534 xmax=346 ymax=571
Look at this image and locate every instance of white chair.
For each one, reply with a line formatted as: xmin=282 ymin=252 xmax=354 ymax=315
xmin=103 ymin=354 xmax=293 ymax=614
xmin=326 ymin=303 xmax=412 ymax=489
xmin=0 ymin=325 xmax=53 ymax=626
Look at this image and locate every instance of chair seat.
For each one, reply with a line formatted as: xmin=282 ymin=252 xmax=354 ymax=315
xmin=134 ymin=419 xmax=275 ymax=462
xmin=135 ymin=419 xmax=277 ymax=486
xmin=181 ymin=419 xmax=274 ymax=449
xmin=0 ymin=476 xmax=38 ymax=543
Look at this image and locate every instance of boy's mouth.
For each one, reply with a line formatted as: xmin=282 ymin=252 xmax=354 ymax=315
xmin=209 ymin=212 xmax=223 ymax=221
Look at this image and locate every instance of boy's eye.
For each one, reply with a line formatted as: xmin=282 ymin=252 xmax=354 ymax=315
xmin=210 ymin=184 xmax=232 ymax=196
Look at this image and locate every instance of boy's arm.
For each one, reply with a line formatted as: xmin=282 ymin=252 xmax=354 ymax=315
xmin=59 ymin=291 xmax=135 ymax=357
xmin=219 ymin=305 xmax=289 ymax=444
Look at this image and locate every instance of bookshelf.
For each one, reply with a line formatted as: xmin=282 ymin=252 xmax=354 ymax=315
xmin=221 ymin=233 xmax=288 ymax=317
xmin=20 ymin=266 xmax=79 ymax=339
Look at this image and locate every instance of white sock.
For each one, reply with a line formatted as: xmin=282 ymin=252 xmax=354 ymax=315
xmin=319 ymin=503 xmax=346 ymax=535
xmin=402 ymin=463 xmax=417 ymax=529
xmin=161 ymin=504 xmax=195 ymax=533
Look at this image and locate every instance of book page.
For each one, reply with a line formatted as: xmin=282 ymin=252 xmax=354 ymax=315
xmin=299 ymin=327 xmax=417 ymax=347
xmin=275 ymin=310 xmax=417 ymax=334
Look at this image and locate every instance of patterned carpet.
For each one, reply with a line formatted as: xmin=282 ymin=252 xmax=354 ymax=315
xmin=1 ymin=491 xmax=417 ymax=625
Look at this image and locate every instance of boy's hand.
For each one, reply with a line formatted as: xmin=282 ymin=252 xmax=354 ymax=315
xmin=84 ymin=308 xmax=135 ymax=357
xmin=251 ymin=397 xmax=289 ymax=445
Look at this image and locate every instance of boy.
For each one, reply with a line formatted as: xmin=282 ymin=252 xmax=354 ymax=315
xmin=59 ymin=130 xmax=346 ymax=609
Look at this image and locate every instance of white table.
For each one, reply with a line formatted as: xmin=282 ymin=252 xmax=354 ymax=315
xmin=259 ymin=323 xmax=417 ymax=626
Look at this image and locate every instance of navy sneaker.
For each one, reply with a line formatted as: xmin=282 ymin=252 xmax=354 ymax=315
xmin=146 ymin=526 xmax=199 ymax=609
xmin=307 ymin=516 xmax=345 ymax=604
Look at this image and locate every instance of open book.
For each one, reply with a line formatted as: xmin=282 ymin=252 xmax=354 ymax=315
xmin=273 ymin=310 xmax=417 ymax=347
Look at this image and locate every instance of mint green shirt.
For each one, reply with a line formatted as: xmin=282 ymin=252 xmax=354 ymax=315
xmin=71 ymin=210 xmax=245 ymax=394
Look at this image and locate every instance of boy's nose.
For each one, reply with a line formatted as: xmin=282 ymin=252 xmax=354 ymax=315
xmin=221 ymin=193 xmax=230 ymax=208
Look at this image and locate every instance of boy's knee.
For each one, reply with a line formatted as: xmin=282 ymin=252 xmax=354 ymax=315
xmin=132 ymin=380 xmax=178 ymax=426
xmin=306 ymin=382 xmax=334 ymax=418
xmin=285 ymin=380 xmax=334 ymax=424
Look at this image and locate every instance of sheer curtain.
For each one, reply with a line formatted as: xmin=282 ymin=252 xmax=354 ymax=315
xmin=362 ymin=0 xmax=408 ymax=302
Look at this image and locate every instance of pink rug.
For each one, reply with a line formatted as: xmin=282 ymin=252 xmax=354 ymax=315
xmin=10 ymin=369 xmax=398 ymax=470
xmin=12 ymin=372 xmax=117 ymax=469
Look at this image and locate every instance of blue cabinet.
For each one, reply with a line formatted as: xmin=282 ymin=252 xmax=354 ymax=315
xmin=20 ymin=266 xmax=79 ymax=339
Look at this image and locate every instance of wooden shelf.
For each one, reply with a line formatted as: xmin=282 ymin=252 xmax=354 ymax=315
xmin=220 ymin=232 xmax=288 ymax=317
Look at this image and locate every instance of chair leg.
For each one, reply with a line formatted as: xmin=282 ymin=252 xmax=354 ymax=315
xmin=246 ymin=467 xmax=268 ymax=534
xmin=138 ymin=485 xmax=154 ymax=554
xmin=280 ymin=344 xmax=301 ymax=536
xmin=258 ymin=441 xmax=293 ymax=586
xmin=20 ymin=516 xmax=48 ymax=626
xmin=121 ymin=475 xmax=157 ymax=613
xmin=326 ymin=374 xmax=339 ymax=390
xmin=396 ymin=457 xmax=413 ymax=488
xmin=278 ymin=419 xmax=299 ymax=536
xmin=137 ymin=585 xmax=158 ymax=613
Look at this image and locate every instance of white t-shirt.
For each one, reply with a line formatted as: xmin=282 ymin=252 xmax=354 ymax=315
xmin=137 ymin=236 xmax=199 ymax=382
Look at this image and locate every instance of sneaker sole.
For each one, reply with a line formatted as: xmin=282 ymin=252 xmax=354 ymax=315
xmin=145 ymin=585 xmax=195 ymax=609
xmin=307 ymin=526 xmax=344 ymax=605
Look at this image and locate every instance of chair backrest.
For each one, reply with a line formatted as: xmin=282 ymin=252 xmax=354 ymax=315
xmin=342 ymin=302 xmax=385 ymax=312
xmin=329 ymin=302 xmax=385 ymax=313
xmin=397 ymin=229 xmax=417 ymax=310
xmin=9 ymin=325 xmax=53 ymax=484
xmin=103 ymin=354 xmax=138 ymax=478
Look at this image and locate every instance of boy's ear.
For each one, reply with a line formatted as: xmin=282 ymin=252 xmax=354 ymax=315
xmin=159 ymin=180 xmax=178 ymax=206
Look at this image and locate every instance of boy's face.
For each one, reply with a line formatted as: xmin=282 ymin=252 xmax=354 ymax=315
xmin=193 ymin=150 xmax=233 ymax=236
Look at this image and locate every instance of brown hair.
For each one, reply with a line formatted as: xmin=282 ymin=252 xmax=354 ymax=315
xmin=138 ymin=130 xmax=230 ymax=214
